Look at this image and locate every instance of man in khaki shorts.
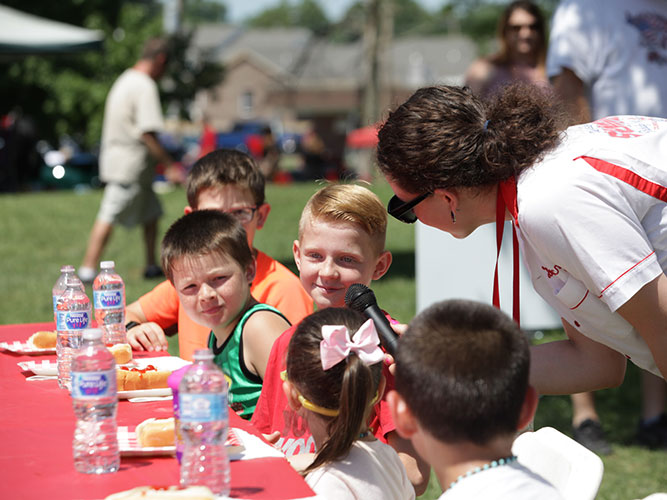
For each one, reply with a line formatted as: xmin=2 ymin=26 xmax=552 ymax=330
xmin=79 ymin=37 xmax=184 ymax=283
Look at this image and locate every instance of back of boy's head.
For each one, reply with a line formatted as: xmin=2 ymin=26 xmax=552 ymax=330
xmin=287 ymin=307 xmax=383 ymax=472
xmin=395 ymin=299 xmax=529 ymax=446
xmin=298 ymin=184 xmax=387 ymax=255
xmin=161 ymin=210 xmax=253 ymax=282
xmin=186 ymin=149 xmax=265 ymax=208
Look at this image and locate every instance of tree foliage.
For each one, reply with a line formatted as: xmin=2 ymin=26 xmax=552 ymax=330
xmin=184 ymin=0 xmax=227 ymax=24
xmin=0 ymin=3 xmax=159 ymax=149
xmin=248 ymin=0 xmax=331 ymax=36
xmin=392 ymin=0 xmax=432 ymax=36
xmin=0 ymin=0 xmax=560 ymax=154
xmin=0 ymin=1 xmax=222 ymax=150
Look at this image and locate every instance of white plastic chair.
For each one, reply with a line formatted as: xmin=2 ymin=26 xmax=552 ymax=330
xmin=512 ymin=426 xmax=604 ymax=500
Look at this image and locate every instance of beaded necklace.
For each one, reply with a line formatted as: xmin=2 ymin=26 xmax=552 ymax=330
xmin=446 ymin=455 xmax=518 ymax=493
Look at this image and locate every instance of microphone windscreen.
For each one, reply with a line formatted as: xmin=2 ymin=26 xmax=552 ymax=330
xmin=345 ymin=283 xmax=377 ymax=312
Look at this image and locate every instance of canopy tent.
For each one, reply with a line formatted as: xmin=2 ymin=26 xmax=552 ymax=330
xmin=0 ymin=5 xmax=103 ymax=55
xmin=345 ymin=125 xmax=379 ymax=149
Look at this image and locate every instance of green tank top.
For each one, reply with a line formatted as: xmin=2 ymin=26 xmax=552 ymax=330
xmin=208 ymin=303 xmax=287 ymax=419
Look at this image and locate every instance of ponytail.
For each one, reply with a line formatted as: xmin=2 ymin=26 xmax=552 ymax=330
xmin=285 ymin=308 xmax=383 ymax=474
xmin=305 ymin=354 xmax=380 ymax=473
xmin=377 ymin=83 xmax=565 ymax=194
xmin=481 ymin=83 xmax=565 ymax=183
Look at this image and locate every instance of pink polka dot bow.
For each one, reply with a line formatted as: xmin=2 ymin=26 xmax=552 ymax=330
xmin=319 ymin=318 xmax=385 ymax=371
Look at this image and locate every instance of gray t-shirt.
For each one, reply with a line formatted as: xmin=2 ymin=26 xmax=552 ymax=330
xmin=99 ymin=68 xmax=164 ymax=185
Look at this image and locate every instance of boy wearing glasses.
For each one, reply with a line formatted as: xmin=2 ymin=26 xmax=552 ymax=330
xmin=125 ymin=149 xmax=313 ymax=360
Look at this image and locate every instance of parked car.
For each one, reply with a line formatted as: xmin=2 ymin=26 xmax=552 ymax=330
xmin=216 ymin=121 xmax=301 ymax=156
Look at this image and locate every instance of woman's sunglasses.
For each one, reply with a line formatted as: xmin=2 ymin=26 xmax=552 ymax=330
xmin=387 ymin=192 xmax=431 ymax=224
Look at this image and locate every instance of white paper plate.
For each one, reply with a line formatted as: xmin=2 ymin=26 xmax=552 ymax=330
xmin=118 ymin=388 xmax=173 ymax=399
xmin=18 ymin=360 xmax=57 ymax=376
xmin=118 ymin=426 xmax=245 ymax=459
xmin=18 ymin=356 xmax=190 ymax=387
xmin=1 ymin=341 xmax=55 ymax=355
xmin=117 ymin=356 xmax=190 ymax=399
xmin=118 ymin=425 xmax=175 ymax=456
xmin=122 ymin=356 xmax=191 ymax=372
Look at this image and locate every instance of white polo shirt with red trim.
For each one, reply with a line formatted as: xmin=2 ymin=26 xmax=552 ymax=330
xmin=514 ymin=115 xmax=667 ymax=377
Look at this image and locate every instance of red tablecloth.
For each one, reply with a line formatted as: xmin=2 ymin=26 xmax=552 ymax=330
xmin=0 ymin=322 xmax=314 ymax=500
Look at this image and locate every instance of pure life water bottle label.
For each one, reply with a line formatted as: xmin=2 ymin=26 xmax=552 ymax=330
xmin=94 ymin=291 xmax=124 ymax=310
xmin=71 ymin=370 xmax=116 ymax=398
xmin=56 ymin=311 xmax=90 ymax=331
xmin=180 ymin=393 xmax=227 ymax=422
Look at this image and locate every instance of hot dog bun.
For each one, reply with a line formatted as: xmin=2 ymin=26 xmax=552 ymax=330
xmin=28 ymin=331 xmax=57 ymax=349
xmin=108 ymin=343 xmax=132 ymax=365
xmin=135 ymin=417 xmax=175 ymax=447
xmin=117 ymin=365 xmax=171 ymax=391
xmin=104 ymin=486 xmax=214 ymax=500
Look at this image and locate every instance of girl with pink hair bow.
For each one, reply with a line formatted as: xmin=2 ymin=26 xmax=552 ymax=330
xmin=282 ymin=307 xmax=415 ymax=500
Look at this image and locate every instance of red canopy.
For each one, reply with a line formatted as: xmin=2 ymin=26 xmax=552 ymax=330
xmin=346 ymin=125 xmax=379 ymax=149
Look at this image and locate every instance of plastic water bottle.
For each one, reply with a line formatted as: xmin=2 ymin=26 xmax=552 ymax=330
xmin=179 ymin=349 xmax=230 ymax=496
xmin=71 ymin=328 xmax=119 ymax=474
xmin=168 ymin=365 xmax=191 ymax=464
xmin=56 ymin=276 xmax=92 ymax=391
xmin=52 ymin=265 xmax=84 ymax=320
xmin=93 ymin=261 xmax=126 ymax=345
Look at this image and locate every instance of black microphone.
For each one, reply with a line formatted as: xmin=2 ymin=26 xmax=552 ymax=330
xmin=344 ymin=283 xmax=399 ymax=356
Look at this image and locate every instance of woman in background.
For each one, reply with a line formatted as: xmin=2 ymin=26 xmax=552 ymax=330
xmin=465 ymin=1 xmax=548 ymax=100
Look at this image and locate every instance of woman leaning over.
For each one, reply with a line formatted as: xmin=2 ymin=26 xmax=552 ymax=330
xmin=377 ymin=83 xmax=667 ymax=394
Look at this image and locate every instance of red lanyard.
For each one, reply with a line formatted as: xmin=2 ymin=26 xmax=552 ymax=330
xmin=493 ymin=179 xmax=521 ymax=326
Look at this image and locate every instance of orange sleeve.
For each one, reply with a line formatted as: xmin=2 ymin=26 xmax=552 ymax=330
xmin=251 ymin=251 xmax=314 ymax=325
xmin=137 ymin=280 xmax=180 ymax=329
xmin=136 ymin=279 xmax=212 ymax=361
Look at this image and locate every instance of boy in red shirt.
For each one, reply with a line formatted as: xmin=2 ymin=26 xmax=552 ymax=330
xmin=125 ymin=149 xmax=313 ymax=360
xmin=251 ymin=184 xmax=430 ymax=494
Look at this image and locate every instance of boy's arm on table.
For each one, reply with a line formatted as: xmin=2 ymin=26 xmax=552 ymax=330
xmin=617 ymin=274 xmax=667 ymax=380
xmin=244 ymin=312 xmax=291 ymax=380
xmin=125 ymin=300 xmax=169 ymax=352
xmin=530 ymin=318 xmax=627 ymax=394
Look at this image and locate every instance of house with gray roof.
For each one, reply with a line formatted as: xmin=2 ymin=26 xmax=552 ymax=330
xmin=190 ymin=24 xmax=476 ymax=162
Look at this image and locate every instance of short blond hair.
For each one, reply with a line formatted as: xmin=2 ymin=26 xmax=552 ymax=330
xmin=298 ymin=184 xmax=387 ymax=255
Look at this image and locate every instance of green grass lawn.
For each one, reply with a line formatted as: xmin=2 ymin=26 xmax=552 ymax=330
xmin=0 ymin=181 xmax=664 ymax=499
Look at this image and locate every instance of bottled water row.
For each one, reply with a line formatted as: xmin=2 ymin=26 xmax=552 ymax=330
xmin=68 ymin=342 xmax=231 ymax=487
xmin=55 ymin=263 xmax=125 ymax=474
xmin=53 ymin=262 xmax=126 ymax=391
xmin=53 ymin=266 xmax=231 ymax=490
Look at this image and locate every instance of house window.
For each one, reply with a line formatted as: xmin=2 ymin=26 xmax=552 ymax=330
xmin=239 ymin=91 xmax=253 ymax=118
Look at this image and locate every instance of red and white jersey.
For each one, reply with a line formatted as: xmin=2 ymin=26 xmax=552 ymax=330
xmin=514 ymin=116 xmax=667 ymax=377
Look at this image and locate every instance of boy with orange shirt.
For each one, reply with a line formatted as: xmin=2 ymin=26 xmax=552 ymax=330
xmin=125 ymin=149 xmax=313 ymax=360
xmin=251 ymin=184 xmax=430 ymax=495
